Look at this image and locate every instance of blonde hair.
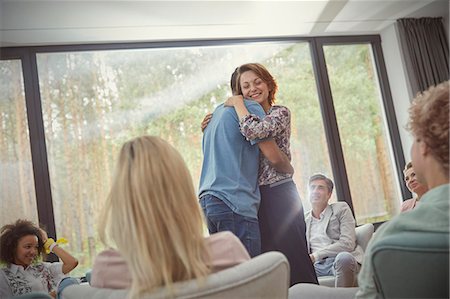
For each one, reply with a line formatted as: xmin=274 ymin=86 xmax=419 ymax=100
xmin=407 ymin=81 xmax=449 ymax=174
xmin=99 ymin=136 xmax=210 ymax=298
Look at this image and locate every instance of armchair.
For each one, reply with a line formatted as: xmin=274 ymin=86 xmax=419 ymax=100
xmin=60 ymin=251 xmax=290 ymax=299
xmin=371 ymin=231 xmax=449 ymax=298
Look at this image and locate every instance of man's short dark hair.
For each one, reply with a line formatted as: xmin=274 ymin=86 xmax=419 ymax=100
xmin=309 ymin=174 xmax=334 ymax=193
xmin=230 ymin=67 xmax=239 ymax=95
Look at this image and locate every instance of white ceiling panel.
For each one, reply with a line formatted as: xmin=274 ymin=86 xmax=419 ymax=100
xmin=0 ymin=0 xmax=448 ymax=47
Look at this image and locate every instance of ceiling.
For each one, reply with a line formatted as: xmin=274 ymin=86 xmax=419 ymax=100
xmin=0 ymin=0 xmax=448 ymax=47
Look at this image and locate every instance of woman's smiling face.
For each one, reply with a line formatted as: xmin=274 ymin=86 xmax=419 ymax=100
xmin=239 ymin=70 xmax=270 ymax=109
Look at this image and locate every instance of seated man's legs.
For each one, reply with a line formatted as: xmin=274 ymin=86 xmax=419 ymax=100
xmin=200 ymin=194 xmax=261 ymax=257
xmin=332 ymin=252 xmax=360 ymax=287
xmin=314 ymin=257 xmax=335 ymax=278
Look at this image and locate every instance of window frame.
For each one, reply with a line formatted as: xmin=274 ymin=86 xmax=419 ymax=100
xmin=0 ymin=35 xmax=410 ymax=232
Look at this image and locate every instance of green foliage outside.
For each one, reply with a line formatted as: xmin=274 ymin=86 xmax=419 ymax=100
xmin=1 ymin=42 xmax=400 ymax=277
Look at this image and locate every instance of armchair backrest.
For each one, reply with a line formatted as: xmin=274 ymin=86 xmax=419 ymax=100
xmin=371 ymin=231 xmax=449 ymax=299
xmin=61 ymin=251 xmax=290 ymax=299
xmin=355 ymin=223 xmax=374 ymax=251
xmin=13 ymin=293 xmax=52 ymax=299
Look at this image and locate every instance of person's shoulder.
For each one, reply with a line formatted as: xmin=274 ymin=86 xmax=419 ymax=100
xmin=244 ymin=99 xmax=264 ymax=110
xmin=243 ymin=99 xmax=260 ymax=107
xmin=206 ymin=231 xmax=240 ymax=244
xmin=205 ymin=232 xmax=250 ymax=268
xmin=270 ymin=105 xmax=291 ymax=120
xmin=330 ymin=202 xmax=352 ymax=214
xmin=94 ymin=248 xmax=125 ymax=263
xmin=331 ymin=201 xmax=350 ymax=209
xmin=401 ymin=198 xmax=416 ymax=212
xmin=272 ymin=105 xmax=290 ymax=112
xmin=213 ymin=103 xmax=225 ymax=111
xmin=206 ymin=231 xmax=249 ymax=254
xmin=243 ymin=100 xmax=266 ymax=117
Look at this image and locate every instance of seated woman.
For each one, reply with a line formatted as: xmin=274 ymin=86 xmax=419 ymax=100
xmin=91 ymin=136 xmax=250 ymax=297
xmin=0 ymin=219 xmax=78 ymax=298
xmin=401 ymin=161 xmax=428 ymax=212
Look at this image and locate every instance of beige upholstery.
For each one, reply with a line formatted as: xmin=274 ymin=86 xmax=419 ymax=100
xmin=60 ymin=251 xmax=290 ymax=299
xmin=318 ymin=223 xmax=374 ymax=287
xmin=289 ymin=283 xmax=358 ymax=299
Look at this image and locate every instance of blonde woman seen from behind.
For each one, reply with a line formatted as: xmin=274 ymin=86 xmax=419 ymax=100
xmin=93 ymin=136 xmax=249 ymax=299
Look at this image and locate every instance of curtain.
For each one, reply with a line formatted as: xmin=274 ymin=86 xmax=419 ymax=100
xmin=397 ymin=17 xmax=449 ymax=95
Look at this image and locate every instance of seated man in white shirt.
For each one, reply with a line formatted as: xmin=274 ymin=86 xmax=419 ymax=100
xmin=305 ymin=174 xmax=364 ymax=287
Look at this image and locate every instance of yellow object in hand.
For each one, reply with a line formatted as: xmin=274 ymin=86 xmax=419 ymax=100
xmin=43 ymin=237 xmax=68 ymax=254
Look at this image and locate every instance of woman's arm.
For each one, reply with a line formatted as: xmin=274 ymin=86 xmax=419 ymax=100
xmin=40 ymin=229 xmax=78 ymax=274
xmin=258 ymin=139 xmax=294 ymax=174
xmin=52 ymin=245 xmax=79 ymax=274
xmin=224 ymin=95 xmax=251 ymax=120
xmin=224 ymin=96 xmax=290 ymax=140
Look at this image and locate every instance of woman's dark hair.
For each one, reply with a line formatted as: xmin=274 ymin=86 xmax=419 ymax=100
xmin=0 ymin=219 xmax=44 ymax=264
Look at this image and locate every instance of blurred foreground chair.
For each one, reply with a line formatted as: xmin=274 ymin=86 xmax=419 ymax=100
xmin=60 ymin=251 xmax=290 ymax=299
xmin=289 ymin=229 xmax=449 ymax=299
xmin=13 ymin=293 xmax=52 ymax=299
xmin=318 ymin=223 xmax=374 ymax=287
xmin=371 ymin=231 xmax=449 ymax=298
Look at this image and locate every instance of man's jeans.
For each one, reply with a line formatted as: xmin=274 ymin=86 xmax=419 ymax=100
xmin=314 ymin=252 xmax=360 ymax=287
xmin=200 ymin=194 xmax=261 ymax=257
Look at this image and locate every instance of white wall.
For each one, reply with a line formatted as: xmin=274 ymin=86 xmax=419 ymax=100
xmin=380 ymin=24 xmax=414 ymax=164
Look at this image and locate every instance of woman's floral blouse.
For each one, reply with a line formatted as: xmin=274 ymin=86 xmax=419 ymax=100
xmin=239 ymin=105 xmax=292 ymax=186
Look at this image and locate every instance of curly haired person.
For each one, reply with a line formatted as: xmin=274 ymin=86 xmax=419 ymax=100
xmin=0 ymin=219 xmax=78 ymax=298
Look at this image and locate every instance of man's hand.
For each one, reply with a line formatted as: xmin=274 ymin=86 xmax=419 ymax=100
xmin=201 ymin=113 xmax=213 ymax=132
xmin=309 ymin=254 xmax=316 ymax=263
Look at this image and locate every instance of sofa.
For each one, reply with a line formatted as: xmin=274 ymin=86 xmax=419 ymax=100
xmin=318 ymin=223 xmax=374 ymax=287
xmin=60 ymin=251 xmax=290 ymax=299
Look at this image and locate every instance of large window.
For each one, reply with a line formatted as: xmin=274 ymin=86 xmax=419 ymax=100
xmin=1 ymin=36 xmax=404 ymax=276
xmin=37 ymin=42 xmax=334 ymax=275
xmin=323 ymin=44 xmax=402 ymax=223
xmin=0 ymin=60 xmax=38 ymax=224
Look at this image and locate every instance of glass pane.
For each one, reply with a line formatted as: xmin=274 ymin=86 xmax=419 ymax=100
xmin=0 ymin=60 xmax=38 ymax=227
xmin=324 ymin=44 xmax=402 ymax=224
xmin=37 ymin=42 xmax=332 ymax=276
xmin=266 ymin=44 xmax=336 ymax=210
